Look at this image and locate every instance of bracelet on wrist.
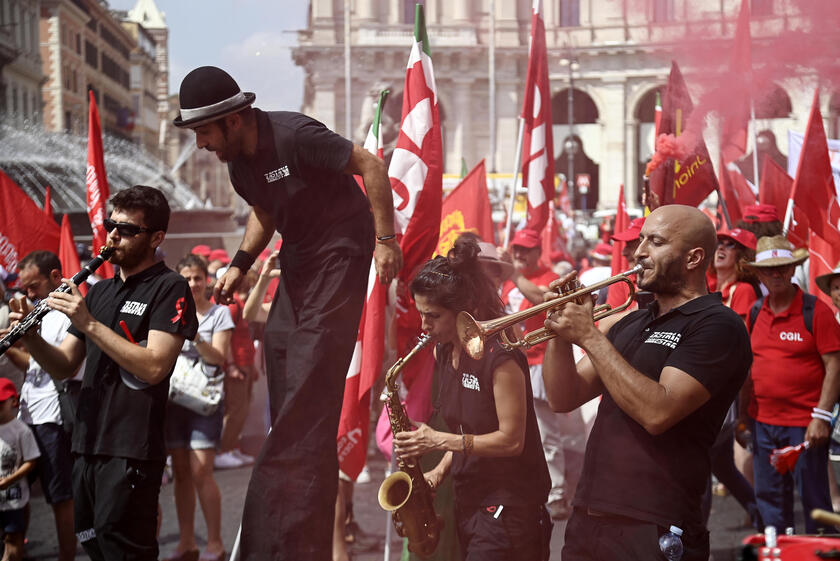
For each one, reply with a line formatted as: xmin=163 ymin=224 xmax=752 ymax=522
xmin=376 ymin=233 xmax=397 ymax=243
xmin=461 ymin=433 xmax=474 ymax=456
xmin=813 ymin=407 xmax=833 ymax=418
xmin=230 ymin=250 xmax=256 ymax=272
xmin=811 ymin=411 xmax=833 ymax=422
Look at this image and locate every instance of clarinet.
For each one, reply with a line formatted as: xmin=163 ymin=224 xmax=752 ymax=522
xmin=0 ymin=246 xmax=115 ymax=356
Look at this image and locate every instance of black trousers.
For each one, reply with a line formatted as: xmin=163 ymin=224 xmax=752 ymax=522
xmin=240 ymin=251 xmax=371 ymax=560
xmin=455 ymin=503 xmax=552 ymax=561
xmin=562 ymin=508 xmax=709 ymax=561
xmin=72 ymin=454 xmax=164 ymax=561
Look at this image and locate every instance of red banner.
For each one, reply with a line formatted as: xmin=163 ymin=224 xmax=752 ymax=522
xmin=647 ymin=61 xmax=719 ymax=208
xmin=809 ymin=231 xmax=838 ymax=309
xmin=436 ymin=159 xmax=494 ymax=256
xmin=58 ymin=214 xmax=86 ymax=296
xmin=86 ymin=91 xmax=114 ymax=278
xmin=0 ymin=171 xmax=59 ymax=273
xmin=520 ymin=0 xmax=555 ymax=233
xmin=790 ymin=90 xmax=840 ymax=247
xmin=760 ymin=157 xmax=808 ymax=247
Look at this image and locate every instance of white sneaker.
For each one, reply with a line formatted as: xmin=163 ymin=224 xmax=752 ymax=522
xmin=214 ymin=451 xmax=245 ymax=470
xmin=232 ymin=449 xmax=255 ymax=465
xmin=356 ymin=464 xmax=371 ymax=484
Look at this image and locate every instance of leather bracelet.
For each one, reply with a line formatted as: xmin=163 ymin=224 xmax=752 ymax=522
xmin=230 ymin=250 xmax=256 ymax=271
xmin=376 ymin=233 xmax=396 ymax=243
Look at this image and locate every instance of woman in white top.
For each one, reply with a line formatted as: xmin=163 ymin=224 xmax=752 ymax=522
xmin=165 ymin=255 xmax=234 ymax=561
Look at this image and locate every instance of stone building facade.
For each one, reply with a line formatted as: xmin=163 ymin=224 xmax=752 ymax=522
xmin=0 ymin=0 xmax=43 ymax=124
xmin=292 ymin=0 xmax=840 ymax=211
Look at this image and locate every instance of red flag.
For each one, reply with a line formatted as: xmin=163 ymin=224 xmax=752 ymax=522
xmin=720 ymin=0 xmax=752 ymax=163
xmin=718 ymin=161 xmax=756 ymax=225
xmin=808 ymin=231 xmax=838 ymax=309
xmin=58 ymin=214 xmax=87 ymax=296
xmin=86 ymin=91 xmax=114 ymax=278
xmin=43 ymin=186 xmax=53 ymax=219
xmin=436 ymin=160 xmax=495 ymax=256
xmin=540 ymin=200 xmax=560 ymax=266
xmin=647 ymin=61 xmax=719 ymax=208
xmin=520 ymin=0 xmax=555 ymax=233
xmin=607 ymin=185 xmax=631 ymax=309
xmin=389 ymin=4 xmax=443 ymax=283
xmin=654 ymin=91 xmax=662 ymax=137
xmin=0 ymin=171 xmax=59 ymax=272
xmin=760 ymin=157 xmax=808 ymax=247
xmin=790 ymin=90 xmax=840 ymax=247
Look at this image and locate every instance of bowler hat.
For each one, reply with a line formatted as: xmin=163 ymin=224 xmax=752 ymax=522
xmin=815 ymin=261 xmax=840 ymax=297
xmin=173 ymin=66 xmax=256 ymax=128
xmin=744 ymin=235 xmax=808 ymax=268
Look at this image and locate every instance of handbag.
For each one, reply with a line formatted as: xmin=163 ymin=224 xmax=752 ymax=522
xmin=168 ymin=354 xmax=224 ymax=416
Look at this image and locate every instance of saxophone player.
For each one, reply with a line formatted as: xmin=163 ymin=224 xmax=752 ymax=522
xmin=394 ymin=237 xmax=552 ymax=561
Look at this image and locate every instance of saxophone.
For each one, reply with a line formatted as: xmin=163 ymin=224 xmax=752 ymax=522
xmin=377 ymin=333 xmax=442 ymax=557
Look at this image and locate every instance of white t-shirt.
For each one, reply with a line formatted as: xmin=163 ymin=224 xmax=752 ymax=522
xmin=0 ymin=418 xmax=40 ymax=511
xmin=180 ymin=304 xmax=234 ymax=377
xmin=19 ymin=310 xmax=84 ymax=425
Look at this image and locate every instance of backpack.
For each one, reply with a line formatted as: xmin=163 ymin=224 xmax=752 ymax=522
xmin=747 ymin=292 xmax=816 ymax=335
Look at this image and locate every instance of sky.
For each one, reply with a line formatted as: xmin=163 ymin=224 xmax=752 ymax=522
xmin=109 ymin=0 xmax=308 ymax=111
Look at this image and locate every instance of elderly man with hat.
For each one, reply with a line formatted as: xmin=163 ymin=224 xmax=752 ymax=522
xmin=501 ymin=229 xmax=585 ymax=519
xmin=741 ymin=235 xmax=840 ymax=533
xmin=174 ymin=66 xmax=403 ymax=559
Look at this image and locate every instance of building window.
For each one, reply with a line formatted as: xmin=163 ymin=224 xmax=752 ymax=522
xmin=403 ymin=0 xmax=423 ymax=23
xmin=652 ymin=0 xmax=674 ymax=22
xmin=65 ymin=111 xmax=72 ymax=132
xmin=752 ymin=0 xmax=772 ymax=16
xmin=85 ymin=40 xmax=98 ymax=68
xmin=76 ymin=33 xmax=81 ymax=54
xmin=559 ymin=0 xmax=580 ymax=27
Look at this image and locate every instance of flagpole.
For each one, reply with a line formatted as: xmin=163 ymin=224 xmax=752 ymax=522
xmin=344 ymin=0 xmax=352 ymax=138
xmin=716 ymin=186 xmax=733 ymax=230
xmin=488 ymin=0 xmax=496 ymax=172
xmin=504 ymin=116 xmax=525 ymax=247
xmin=750 ymin=98 xmax=760 ymax=190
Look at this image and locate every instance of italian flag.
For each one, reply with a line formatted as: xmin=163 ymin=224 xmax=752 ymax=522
xmin=337 ymin=90 xmax=391 ymax=480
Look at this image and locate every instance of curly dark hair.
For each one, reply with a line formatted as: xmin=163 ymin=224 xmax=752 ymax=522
xmin=110 ymin=185 xmax=170 ymax=233
xmin=410 ymin=236 xmax=504 ymax=321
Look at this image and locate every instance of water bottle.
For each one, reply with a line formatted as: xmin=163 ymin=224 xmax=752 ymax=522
xmin=658 ymin=525 xmax=684 ymax=561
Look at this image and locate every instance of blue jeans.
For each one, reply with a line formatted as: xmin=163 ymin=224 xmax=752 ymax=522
xmin=752 ymin=420 xmax=833 ymax=533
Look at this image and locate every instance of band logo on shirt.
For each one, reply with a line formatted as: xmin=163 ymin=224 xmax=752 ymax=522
xmin=644 ymin=331 xmax=681 ymax=349
xmin=264 ymin=165 xmax=290 ymax=183
xmin=120 ymin=301 xmax=147 ymax=316
xmin=462 ymin=373 xmax=480 ymax=391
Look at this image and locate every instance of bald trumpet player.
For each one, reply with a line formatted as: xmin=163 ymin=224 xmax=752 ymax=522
xmin=542 ymin=205 xmax=752 ymax=561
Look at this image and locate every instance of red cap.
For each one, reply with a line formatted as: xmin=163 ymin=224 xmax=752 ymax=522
xmin=742 ymin=204 xmax=780 ymax=224
xmin=0 ymin=378 xmax=17 ymax=401
xmin=611 ymin=217 xmax=646 ymax=242
xmin=717 ymin=228 xmax=757 ymax=250
xmin=591 ymin=242 xmax=613 ymax=261
xmin=510 ymin=229 xmax=541 ymax=249
xmin=208 ymin=249 xmax=230 ymax=264
xmin=191 ymin=244 xmax=212 ymax=258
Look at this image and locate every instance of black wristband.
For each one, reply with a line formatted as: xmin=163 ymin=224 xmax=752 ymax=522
xmin=376 ymin=234 xmax=397 ymax=242
xmin=230 ymin=250 xmax=256 ymax=272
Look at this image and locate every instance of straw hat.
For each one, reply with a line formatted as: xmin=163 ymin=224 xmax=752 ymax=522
xmin=743 ymin=235 xmax=808 ymax=268
xmin=816 ymin=261 xmax=840 ymax=296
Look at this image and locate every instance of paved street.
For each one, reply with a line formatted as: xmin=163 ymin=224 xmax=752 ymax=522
xmin=25 ymin=448 xmax=764 ymax=561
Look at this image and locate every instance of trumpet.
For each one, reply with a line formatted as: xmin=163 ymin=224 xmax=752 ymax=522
xmin=457 ymin=264 xmax=644 ymax=360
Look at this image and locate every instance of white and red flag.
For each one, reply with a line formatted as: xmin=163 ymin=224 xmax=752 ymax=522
xmin=86 ymin=91 xmax=114 ymax=278
xmin=389 ymin=4 xmax=443 ymax=280
xmin=337 ymin=90 xmax=391 ymax=480
xmin=520 ymin=0 xmax=555 ymax=234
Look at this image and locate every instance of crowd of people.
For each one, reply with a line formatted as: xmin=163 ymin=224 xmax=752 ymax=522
xmin=0 ymin=63 xmax=837 ymax=561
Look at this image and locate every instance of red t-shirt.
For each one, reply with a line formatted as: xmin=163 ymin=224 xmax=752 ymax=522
xmin=749 ymin=288 xmax=840 ymax=426
xmin=227 ymin=295 xmax=255 ymax=368
xmin=720 ymin=281 xmax=758 ymax=321
xmin=501 ymin=265 xmax=558 ymax=366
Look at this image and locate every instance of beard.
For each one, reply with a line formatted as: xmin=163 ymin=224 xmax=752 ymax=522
xmin=110 ymin=242 xmax=152 ymax=270
xmin=638 ymin=254 xmax=685 ymax=295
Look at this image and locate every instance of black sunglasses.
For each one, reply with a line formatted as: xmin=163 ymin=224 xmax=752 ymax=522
xmin=103 ymin=218 xmax=153 ymax=237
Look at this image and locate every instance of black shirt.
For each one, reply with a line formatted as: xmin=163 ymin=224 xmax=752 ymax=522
xmin=228 ymin=109 xmax=375 ymax=272
xmin=68 ymin=261 xmax=198 ymax=461
xmin=436 ymin=339 xmax=550 ymax=507
xmin=574 ymin=293 xmax=751 ymax=531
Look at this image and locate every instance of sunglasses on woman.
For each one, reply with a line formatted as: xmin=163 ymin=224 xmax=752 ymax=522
xmin=103 ymin=218 xmax=153 ymax=237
